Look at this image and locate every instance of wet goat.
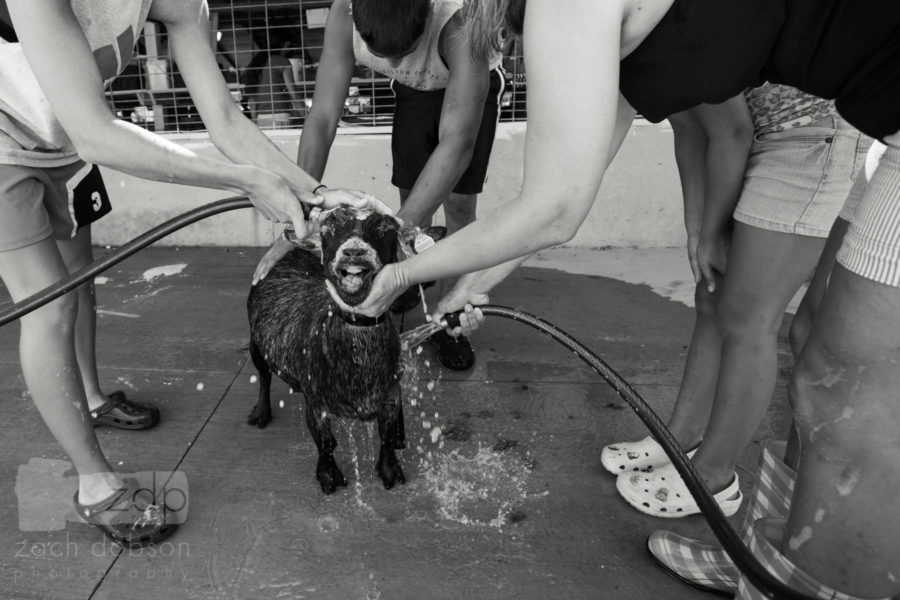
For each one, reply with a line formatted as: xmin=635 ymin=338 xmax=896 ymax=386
xmin=246 ymin=205 xmax=442 ymax=494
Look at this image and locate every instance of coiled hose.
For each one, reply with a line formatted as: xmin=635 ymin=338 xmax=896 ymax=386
xmin=0 ymin=196 xmax=814 ymax=599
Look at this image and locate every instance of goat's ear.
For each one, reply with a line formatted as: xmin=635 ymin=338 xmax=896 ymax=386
xmin=422 ymin=226 xmax=446 ymax=243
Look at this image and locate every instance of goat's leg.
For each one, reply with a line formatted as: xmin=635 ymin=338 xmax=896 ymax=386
xmin=376 ymin=400 xmax=406 ymax=489
xmin=247 ymin=339 xmax=273 ymax=428
xmin=305 ymin=403 xmax=347 ymax=494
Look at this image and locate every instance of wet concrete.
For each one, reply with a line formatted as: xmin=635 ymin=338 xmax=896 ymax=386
xmin=0 ymin=246 xmax=793 ymax=599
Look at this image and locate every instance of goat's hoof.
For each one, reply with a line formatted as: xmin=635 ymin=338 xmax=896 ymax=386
xmin=246 ymin=410 xmax=271 ymax=428
xmin=376 ymin=455 xmax=406 ymax=490
xmin=316 ymin=456 xmax=347 ymax=494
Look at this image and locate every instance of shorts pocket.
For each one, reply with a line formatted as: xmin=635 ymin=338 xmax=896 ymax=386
xmin=753 ymin=125 xmax=837 ymax=145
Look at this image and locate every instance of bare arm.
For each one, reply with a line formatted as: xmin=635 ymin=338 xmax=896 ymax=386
xmin=690 ymin=97 xmax=753 ymax=244
xmin=395 ymin=12 xmax=491 ymax=227
xmin=296 ymin=0 xmax=356 ymax=180
xmin=669 ymin=108 xmax=708 ymax=282
xmin=688 ymin=96 xmax=753 ymax=288
xmin=155 ymin=1 xmax=320 ymax=198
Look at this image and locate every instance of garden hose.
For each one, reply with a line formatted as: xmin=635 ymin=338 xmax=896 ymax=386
xmin=0 ymin=196 xmax=816 ymax=599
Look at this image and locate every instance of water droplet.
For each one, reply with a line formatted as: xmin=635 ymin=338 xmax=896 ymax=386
xmin=196 ymin=382 xmax=205 ymax=391
xmin=249 ymin=375 xmax=258 ymax=384
xmin=279 ymin=400 xmax=285 ymax=408
xmin=427 ymin=381 xmax=435 ymax=392
xmin=430 ymin=427 xmax=441 ymax=443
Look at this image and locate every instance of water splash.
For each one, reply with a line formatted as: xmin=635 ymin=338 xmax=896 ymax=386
xmin=415 ymin=444 xmax=531 ymax=529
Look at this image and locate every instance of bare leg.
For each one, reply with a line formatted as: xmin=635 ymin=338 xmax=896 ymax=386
xmin=55 ymin=225 xmax=108 ymax=411
xmin=0 ymin=238 xmax=120 ymax=504
xmin=782 ymin=217 xmax=849 ymax=469
xmin=436 ymin=192 xmax=477 ymax=298
xmin=785 ymin=265 xmax=900 ymax=597
xmin=691 ymin=223 xmax=827 ymax=492
xmin=663 ymin=280 xmax=721 ymax=449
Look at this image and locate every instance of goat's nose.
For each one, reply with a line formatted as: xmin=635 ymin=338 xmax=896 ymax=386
xmin=342 ymin=247 xmax=367 ymax=257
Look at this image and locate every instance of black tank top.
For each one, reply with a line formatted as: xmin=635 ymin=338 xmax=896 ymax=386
xmin=619 ymin=0 xmax=900 ymax=140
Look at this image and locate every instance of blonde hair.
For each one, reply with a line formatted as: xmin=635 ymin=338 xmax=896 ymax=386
xmin=462 ymin=0 xmax=512 ymax=63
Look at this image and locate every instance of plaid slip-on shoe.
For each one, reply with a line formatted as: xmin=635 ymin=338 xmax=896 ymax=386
xmin=647 ymin=530 xmax=738 ymax=596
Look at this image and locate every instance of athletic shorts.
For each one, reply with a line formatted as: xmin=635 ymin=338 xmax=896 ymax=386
xmin=733 ymin=115 xmax=872 ymax=238
xmin=837 ymin=132 xmax=900 ymax=287
xmin=390 ymin=67 xmax=505 ymax=195
xmin=0 ymin=161 xmax=112 ymax=252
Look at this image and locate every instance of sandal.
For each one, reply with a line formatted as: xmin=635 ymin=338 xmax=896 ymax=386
xmin=615 ymin=463 xmax=742 ymax=518
xmin=430 ymin=330 xmax=475 ymax=371
xmin=91 ymin=391 xmax=160 ymax=430
xmin=74 ymin=479 xmax=177 ymax=548
xmin=600 ymin=435 xmax=699 ymax=474
xmin=389 ymin=281 xmax=435 ymax=314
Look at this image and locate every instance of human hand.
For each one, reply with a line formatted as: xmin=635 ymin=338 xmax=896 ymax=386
xmin=248 ymin=168 xmax=313 ymax=236
xmin=697 ymin=231 xmax=730 ymax=293
xmin=324 ymin=262 xmax=408 ymax=318
xmin=429 ymin=273 xmax=489 ymax=337
xmin=252 ymin=233 xmax=294 ymax=286
xmin=308 ymin=188 xmax=394 ymax=219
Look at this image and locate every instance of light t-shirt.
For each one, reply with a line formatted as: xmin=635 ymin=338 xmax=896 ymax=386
xmin=0 ymin=0 xmax=153 ymax=167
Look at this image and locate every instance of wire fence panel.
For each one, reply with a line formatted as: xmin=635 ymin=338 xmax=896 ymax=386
xmin=105 ymin=0 xmax=527 ymax=133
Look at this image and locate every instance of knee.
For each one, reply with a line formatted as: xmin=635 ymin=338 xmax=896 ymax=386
xmin=789 ymin=306 xmax=813 ymax=357
xmin=714 ymin=294 xmax=781 ymax=342
xmin=20 ymin=293 xmax=79 ymax=336
xmin=693 ymin=283 xmax=717 ymax=318
xmin=444 ymin=194 xmax=477 ymax=225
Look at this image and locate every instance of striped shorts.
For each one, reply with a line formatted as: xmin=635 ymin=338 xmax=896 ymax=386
xmin=836 ymin=132 xmax=900 ymax=287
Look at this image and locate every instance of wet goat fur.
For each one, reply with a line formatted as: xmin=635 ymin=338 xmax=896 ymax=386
xmin=246 ymin=206 xmax=443 ymax=494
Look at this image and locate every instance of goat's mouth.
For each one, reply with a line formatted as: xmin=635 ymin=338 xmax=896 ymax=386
xmin=335 ymin=263 xmax=373 ymax=295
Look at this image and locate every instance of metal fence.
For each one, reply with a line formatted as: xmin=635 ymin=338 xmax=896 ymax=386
xmin=107 ymin=0 xmax=527 ymax=133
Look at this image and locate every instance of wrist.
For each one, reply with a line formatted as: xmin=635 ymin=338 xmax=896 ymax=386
xmin=389 ymin=260 xmax=412 ymax=290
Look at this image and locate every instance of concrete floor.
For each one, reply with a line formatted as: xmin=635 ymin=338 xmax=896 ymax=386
xmin=0 ymin=246 xmax=794 ymax=600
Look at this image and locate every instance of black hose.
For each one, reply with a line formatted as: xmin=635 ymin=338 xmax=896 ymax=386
xmin=0 ymin=198 xmax=811 ymax=598
xmin=0 ymin=196 xmax=252 ymax=327
xmin=470 ymin=305 xmax=814 ymax=600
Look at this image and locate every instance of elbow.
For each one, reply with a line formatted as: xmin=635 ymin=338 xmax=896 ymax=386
xmin=531 ymin=202 xmax=583 ymax=248
xmin=71 ymin=133 xmax=113 ymax=166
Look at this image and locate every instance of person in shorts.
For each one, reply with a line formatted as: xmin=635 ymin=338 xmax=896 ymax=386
xmin=604 ymin=83 xmax=871 ymax=512
xmin=1 ymin=0 xmax=382 ymax=548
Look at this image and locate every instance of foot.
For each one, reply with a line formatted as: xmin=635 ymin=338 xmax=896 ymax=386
xmin=74 ymin=478 xmax=177 ymax=548
xmin=430 ymin=330 xmax=475 ymax=371
xmin=600 ymin=436 xmax=699 ymax=474
xmin=616 ymin=463 xmax=742 ymax=518
xmin=646 ymin=530 xmax=738 ymax=596
xmin=89 ymin=391 xmax=160 ymax=430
